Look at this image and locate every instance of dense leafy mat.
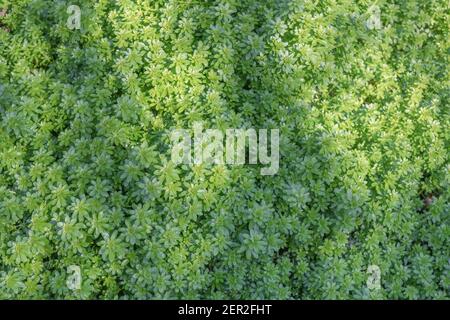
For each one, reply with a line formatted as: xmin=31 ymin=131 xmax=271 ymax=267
xmin=0 ymin=0 xmax=448 ymax=299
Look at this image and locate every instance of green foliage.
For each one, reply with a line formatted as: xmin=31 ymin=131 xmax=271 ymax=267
xmin=0 ymin=0 xmax=448 ymax=299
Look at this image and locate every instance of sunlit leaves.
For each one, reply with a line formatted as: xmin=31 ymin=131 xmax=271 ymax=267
xmin=0 ymin=0 xmax=448 ymax=300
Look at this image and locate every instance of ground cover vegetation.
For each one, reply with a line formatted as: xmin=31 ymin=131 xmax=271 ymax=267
xmin=0 ymin=0 xmax=448 ymax=299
